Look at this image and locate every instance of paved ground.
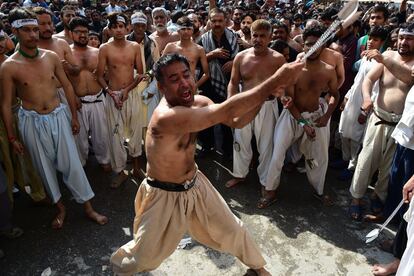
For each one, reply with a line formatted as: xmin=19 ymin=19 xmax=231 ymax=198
xmin=1 ymin=151 xmax=396 ymax=276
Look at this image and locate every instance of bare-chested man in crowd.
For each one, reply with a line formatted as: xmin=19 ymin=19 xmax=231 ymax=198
xmin=149 ymin=7 xmax=179 ymax=54
xmin=163 ymin=16 xmax=209 ymax=89
xmin=349 ymin=23 xmax=414 ymax=221
xmin=53 ymin=5 xmax=76 ymax=44
xmin=32 ymin=7 xmax=80 ymax=104
xmin=225 ymin=19 xmax=285 ymax=192
xmin=187 ymin=13 xmax=203 ymax=43
xmin=68 ymin=17 xmax=111 ymax=172
xmin=110 ymin=53 xmax=304 ymax=276
xmin=0 ymin=8 xmax=107 ymax=229
xmin=263 ymin=25 xmax=339 ymax=208
xmin=97 ymin=13 xmax=145 ymax=188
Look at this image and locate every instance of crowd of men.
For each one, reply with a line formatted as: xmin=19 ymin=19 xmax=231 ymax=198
xmin=1 ymin=0 xmax=414 ymax=275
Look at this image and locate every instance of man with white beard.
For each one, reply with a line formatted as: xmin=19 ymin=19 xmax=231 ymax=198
xmin=149 ymin=7 xmax=179 ymax=55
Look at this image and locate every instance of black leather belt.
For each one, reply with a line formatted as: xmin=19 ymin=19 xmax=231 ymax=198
xmin=374 ymin=111 xmax=398 ymax=127
xmin=146 ymin=175 xmax=197 ymax=192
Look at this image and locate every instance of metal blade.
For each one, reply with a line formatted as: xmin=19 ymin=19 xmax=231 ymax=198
xmin=337 ymin=0 xmax=359 ymax=21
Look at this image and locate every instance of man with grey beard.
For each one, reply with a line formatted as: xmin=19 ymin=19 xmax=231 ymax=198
xmin=149 ymin=7 xmax=179 ymax=54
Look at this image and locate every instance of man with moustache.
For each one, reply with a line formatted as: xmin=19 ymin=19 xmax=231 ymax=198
xmin=198 ymin=8 xmax=239 ymax=158
xmin=149 ymin=7 xmax=179 ymax=54
xmin=225 ymin=19 xmax=285 ymax=190
xmin=53 ymin=5 xmax=76 ymax=44
xmin=263 ymin=25 xmax=339 ymax=208
xmin=349 ymin=24 xmax=414 ymax=220
xmin=237 ymin=13 xmax=255 ymax=50
xmin=33 ymin=7 xmax=79 ymax=105
xmin=97 ymin=13 xmax=146 ymax=188
xmin=68 ymin=17 xmax=111 ymax=171
xmin=110 ymin=53 xmax=304 ymax=276
xmin=1 ymin=8 xmax=107 ymax=229
xmin=230 ymin=7 xmax=243 ymax=32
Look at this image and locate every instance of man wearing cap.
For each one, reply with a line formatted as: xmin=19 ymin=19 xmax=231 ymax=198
xmin=0 ymin=8 xmax=107 ymax=229
xmin=149 ymin=7 xmax=179 ymax=54
xmin=349 ymin=23 xmax=414 ymax=221
xmin=163 ymin=16 xmax=209 ymax=89
xmin=97 ymin=12 xmax=146 ymax=188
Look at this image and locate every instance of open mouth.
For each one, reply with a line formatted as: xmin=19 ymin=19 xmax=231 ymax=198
xmin=182 ymin=90 xmax=192 ymax=101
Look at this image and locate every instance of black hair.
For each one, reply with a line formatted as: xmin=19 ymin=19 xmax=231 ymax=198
xmin=303 ymin=25 xmax=326 ymax=41
xmin=107 ymin=12 xmax=128 ymax=29
xmin=320 ymin=7 xmax=337 ymax=21
xmin=371 ymin=5 xmax=389 ymax=21
xmin=368 ymin=25 xmax=389 ymax=41
xmin=32 ymin=7 xmax=54 ymax=18
xmin=399 ymin=22 xmax=414 ymax=34
xmin=89 ymin=31 xmax=100 ymax=37
xmin=8 ymin=8 xmax=36 ymax=24
xmin=177 ymin=16 xmax=193 ymax=28
xmin=69 ymin=16 xmax=89 ymax=31
xmin=293 ymin=13 xmax=303 ymax=21
xmin=153 ymin=53 xmax=190 ymax=83
xmin=171 ymin=10 xmax=184 ymax=23
xmin=241 ymin=13 xmax=256 ymax=22
xmin=269 ymin=39 xmax=288 ymax=53
xmin=272 ymin=20 xmax=288 ymax=33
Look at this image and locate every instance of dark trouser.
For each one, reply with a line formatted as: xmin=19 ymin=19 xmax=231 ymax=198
xmin=393 ymin=219 xmax=408 ymax=259
xmin=384 ymin=145 xmax=414 ymax=221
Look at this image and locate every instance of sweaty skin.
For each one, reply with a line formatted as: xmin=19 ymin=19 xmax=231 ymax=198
xmin=70 ymin=44 xmax=102 ymax=97
xmin=145 ymin=60 xmax=304 ymax=184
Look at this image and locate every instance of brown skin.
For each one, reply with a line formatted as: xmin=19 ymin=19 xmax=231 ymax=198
xmin=163 ymin=27 xmax=209 ymax=88
xmin=147 ymin=60 xmax=302 ymax=276
xmin=225 ymin=28 xmax=286 ymax=188
xmin=0 ymin=24 xmax=107 ymax=229
xmin=69 ymin=27 xmax=101 ymax=97
xmin=53 ymin=9 xmax=76 ymax=44
xmin=351 ymin=34 xmax=414 ymax=212
xmin=149 ymin=10 xmax=179 ymax=54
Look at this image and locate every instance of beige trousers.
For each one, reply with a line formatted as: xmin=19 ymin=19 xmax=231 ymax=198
xmin=110 ymin=170 xmax=266 ymax=275
xmin=350 ymin=105 xmax=401 ymax=202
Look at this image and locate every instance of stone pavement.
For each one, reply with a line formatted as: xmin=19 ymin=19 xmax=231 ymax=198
xmin=0 ymin=152 xmax=395 ymax=275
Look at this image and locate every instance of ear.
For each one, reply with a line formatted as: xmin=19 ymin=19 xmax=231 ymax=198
xmin=157 ymin=80 xmax=165 ymax=95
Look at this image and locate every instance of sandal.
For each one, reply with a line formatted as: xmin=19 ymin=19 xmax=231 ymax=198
xmin=0 ymin=227 xmax=24 ymax=239
xmin=348 ymin=203 xmax=363 ymax=221
xmin=257 ymin=195 xmax=277 ymax=209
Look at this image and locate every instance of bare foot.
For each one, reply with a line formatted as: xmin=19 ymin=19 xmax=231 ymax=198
xmin=257 ymin=190 xmax=277 ymax=209
xmin=254 ymin=267 xmax=272 ymax=276
xmin=85 ymin=209 xmax=108 ymax=225
xmin=100 ymin=163 xmax=112 ymax=173
xmin=51 ymin=208 xmax=66 ymax=229
xmin=84 ymin=201 xmax=108 ymax=225
xmin=372 ymin=259 xmax=400 ymax=276
xmin=225 ymin=177 xmax=244 ymax=188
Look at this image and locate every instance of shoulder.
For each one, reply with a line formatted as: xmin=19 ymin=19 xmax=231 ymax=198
xmin=0 ymin=55 xmax=18 ymax=72
xmin=41 ymin=48 xmax=59 ymax=60
xmin=270 ymin=49 xmax=284 ymax=61
xmin=55 ymin=37 xmax=70 ymax=47
xmin=194 ymin=94 xmax=213 ymax=107
xmin=382 ymin=50 xmax=396 ymax=58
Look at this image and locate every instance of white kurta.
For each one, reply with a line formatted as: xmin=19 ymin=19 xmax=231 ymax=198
xmin=18 ymin=104 xmax=94 ymax=204
xmin=232 ymin=99 xmax=279 ymax=185
xmin=392 ymin=86 xmax=414 ymax=151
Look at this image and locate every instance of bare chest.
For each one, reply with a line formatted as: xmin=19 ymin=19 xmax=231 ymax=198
xmin=73 ymin=51 xmax=98 ymax=71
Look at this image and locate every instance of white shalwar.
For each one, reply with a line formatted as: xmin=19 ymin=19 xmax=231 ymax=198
xmin=397 ymin=195 xmax=414 ymax=275
xmin=339 ymin=57 xmax=379 ymax=169
xmin=232 ymin=98 xmax=279 ymax=185
xmin=265 ymin=99 xmax=330 ymax=195
xmin=75 ymin=91 xmax=110 ymax=166
xmin=105 ymin=87 xmax=143 ymax=173
xmin=18 ymin=104 xmax=95 ymax=204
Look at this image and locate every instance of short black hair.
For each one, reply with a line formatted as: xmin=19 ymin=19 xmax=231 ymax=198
xmin=107 ymin=12 xmax=128 ymax=28
xmin=399 ymin=22 xmax=414 ymax=34
xmin=303 ymin=25 xmax=326 ymax=41
xmin=69 ymin=16 xmax=89 ymax=31
xmin=272 ymin=20 xmax=288 ymax=33
xmin=177 ymin=16 xmax=193 ymax=28
xmin=241 ymin=13 xmax=256 ymax=22
xmin=368 ymin=25 xmax=389 ymax=41
xmin=153 ymin=53 xmax=190 ymax=83
xmin=32 ymin=7 xmax=54 ymax=18
xmin=293 ymin=13 xmax=303 ymax=21
xmin=89 ymin=31 xmax=100 ymax=37
xmin=320 ymin=7 xmax=337 ymax=21
xmin=371 ymin=5 xmax=389 ymax=21
xmin=269 ymin=39 xmax=288 ymax=53
xmin=8 ymin=8 xmax=36 ymax=25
